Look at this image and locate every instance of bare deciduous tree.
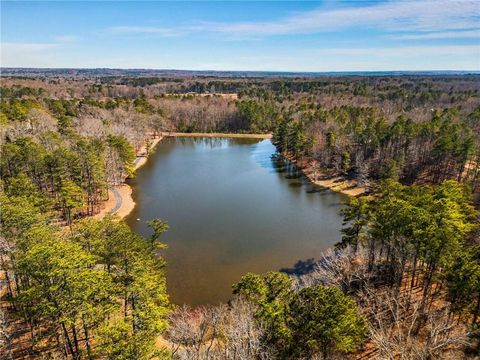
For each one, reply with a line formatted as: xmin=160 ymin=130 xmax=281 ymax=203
xmin=359 ymin=286 xmax=470 ymax=360
xmin=166 ymin=298 xmax=270 ymax=360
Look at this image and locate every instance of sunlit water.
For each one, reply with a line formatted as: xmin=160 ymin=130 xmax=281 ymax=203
xmin=126 ymin=137 xmax=346 ymax=305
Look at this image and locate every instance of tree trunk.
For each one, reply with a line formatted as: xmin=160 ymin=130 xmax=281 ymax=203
xmin=61 ymin=323 xmax=75 ymax=358
xmin=82 ymin=317 xmax=93 ymax=360
xmin=71 ymin=325 xmax=80 ymax=358
xmin=473 ymin=292 xmax=480 ymax=325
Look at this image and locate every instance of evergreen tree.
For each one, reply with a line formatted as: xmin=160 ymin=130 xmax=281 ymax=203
xmin=287 ymin=286 xmax=367 ymax=359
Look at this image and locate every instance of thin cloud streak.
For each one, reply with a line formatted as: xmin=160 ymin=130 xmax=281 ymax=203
xmin=392 ymin=30 xmax=480 ymax=40
xmin=210 ymin=0 xmax=480 ymax=35
xmin=108 ymin=0 xmax=480 ymax=38
xmin=109 ymin=26 xmax=200 ymax=37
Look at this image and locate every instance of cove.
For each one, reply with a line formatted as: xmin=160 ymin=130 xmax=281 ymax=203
xmin=125 ymin=137 xmax=347 ymax=305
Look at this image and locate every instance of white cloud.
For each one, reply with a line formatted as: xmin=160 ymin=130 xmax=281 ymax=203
xmin=392 ymin=30 xmax=480 ymax=40
xmin=212 ymin=0 xmax=480 ymax=35
xmin=2 ymin=42 xmax=478 ymax=71
xmin=109 ymin=26 xmax=198 ymax=37
xmin=108 ymin=0 xmax=480 ymax=38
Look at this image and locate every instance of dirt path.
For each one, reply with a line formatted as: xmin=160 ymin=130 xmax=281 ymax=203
xmin=93 ymin=137 xmax=163 ymax=220
xmin=110 ymin=187 xmax=122 ymax=214
xmin=110 ymin=184 xmax=135 ymax=218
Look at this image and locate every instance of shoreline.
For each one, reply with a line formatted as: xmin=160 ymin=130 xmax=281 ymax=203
xmin=94 ymin=136 xmax=163 ymax=220
xmin=284 ymin=153 xmax=366 ymax=197
xmin=133 ymin=136 xmax=164 ymax=171
xmin=161 ymin=132 xmax=272 ymax=139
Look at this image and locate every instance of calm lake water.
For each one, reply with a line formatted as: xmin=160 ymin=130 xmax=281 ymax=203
xmin=126 ymin=137 xmax=346 ymax=305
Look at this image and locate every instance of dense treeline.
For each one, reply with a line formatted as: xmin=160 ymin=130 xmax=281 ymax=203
xmin=272 ymin=105 xmax=480 ymax=190
xmin=0 ymin=84 xmax=242 ymax=136
xmin=3 ymin=75 xmax=479 ymax=106
xmin=0 ymin=84 xmax=175 ymax=358
xmin=0 ymin=127 xmax=135 ymax=223
xmin=3 ymin=75 xmax=479 ymax=195
xmin=338 ymin=180 xmax=479 ymax=321
xmin=232 ymin=79 xmax=480 ymax=192
xmin=0 ymin=190 xmax=170 ymax=358
xmin=338 ymin=180 xmax=480 ymax=357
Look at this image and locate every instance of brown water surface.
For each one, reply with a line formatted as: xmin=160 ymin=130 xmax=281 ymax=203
xmin=126 ymin=137 xmax=346 ymax=305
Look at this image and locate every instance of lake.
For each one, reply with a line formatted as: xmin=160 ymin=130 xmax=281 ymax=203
xmin=125 ymin=137 xmax=347 ymax=305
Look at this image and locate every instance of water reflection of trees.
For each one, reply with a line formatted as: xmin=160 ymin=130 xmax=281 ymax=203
xmin=271 ymin=153 xmax=344 ymax=195
xmin=196 ymin=137 xmax=226 ymax=149
xmin=271 ymin=153 xmax=302 ymax=179
xmin=177 ymin=136 xmax=261 ymax=150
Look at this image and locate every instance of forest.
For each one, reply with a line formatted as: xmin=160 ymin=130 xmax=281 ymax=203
xmin=1 ymin=74 xmax=479 ymax=359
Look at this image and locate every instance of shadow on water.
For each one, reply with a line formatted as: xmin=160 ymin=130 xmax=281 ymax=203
xmin=280 ymin=258 xmax=316 ymax=276
xmin=280 ymin=252 xmax=342 ymax=277
xmin=288 ymin=181 xmax=303 ymax=187
xmin=285 ymin=174 xmax=302 ymax=179
xmin=328 ymin=202 xmax=345 ymax=208
xmin=271 ymin=154 xmax=337 ymax=194
xmin=306 ymin=187 xmax=329 ymax=194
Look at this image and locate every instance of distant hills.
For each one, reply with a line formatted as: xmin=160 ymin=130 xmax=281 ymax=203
xmin=1 ymin=67 xmax=479 ymax=78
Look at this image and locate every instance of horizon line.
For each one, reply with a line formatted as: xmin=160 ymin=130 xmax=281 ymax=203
xmin=1 ymin=67 xmax=479 ymax=75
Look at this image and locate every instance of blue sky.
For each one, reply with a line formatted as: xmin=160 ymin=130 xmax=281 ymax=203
xmin=1 ymin=1 xmax=479 ymax=71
